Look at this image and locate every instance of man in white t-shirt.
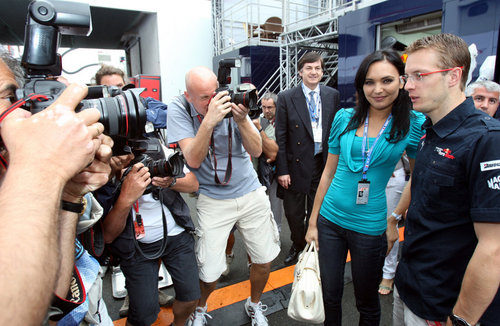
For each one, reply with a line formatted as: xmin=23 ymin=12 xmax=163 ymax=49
xmin=101 ymin=142 xmax=200 ymax=326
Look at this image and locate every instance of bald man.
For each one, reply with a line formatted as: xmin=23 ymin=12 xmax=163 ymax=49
xmin=167 ymin=67 xmax=280 ymax=326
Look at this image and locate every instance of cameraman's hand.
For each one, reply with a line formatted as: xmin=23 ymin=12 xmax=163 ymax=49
xmin=1 ymin=84 xmax=103 ymax=183
xmin=252 ymin=118 xmax=262 ymax=130
xmin=62 ymin=135 xmax=113 ymax=203
xmin=152 ymin=176 xmax=175 ymax=188
xmin=205 ymin=91 xmax=232 ymax=128
xmin=119 ymin=163 xmax=151 ymax=206
xmin=231 ymin=103 xmax=250 ymax=124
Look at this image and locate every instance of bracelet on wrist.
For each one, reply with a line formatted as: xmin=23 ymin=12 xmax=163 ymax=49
xmin=168 ymin=177 xmax=177 ymax=188
xmin=449 ymin=314 xmax=475 ymax=326
xmin=391 ymin=211 xmax=403 ymax=221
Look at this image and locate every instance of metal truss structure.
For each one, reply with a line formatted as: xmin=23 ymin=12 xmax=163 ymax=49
xmin=212 ymin=0 xmax=386 ymax=95
xmin=279 ymin=19 xmax=339 ymax=91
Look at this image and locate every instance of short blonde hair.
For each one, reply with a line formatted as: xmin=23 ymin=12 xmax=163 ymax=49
xmin=406 ymin=33 xmax=470 ymax=90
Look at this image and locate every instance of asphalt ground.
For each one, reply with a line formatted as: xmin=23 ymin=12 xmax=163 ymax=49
xmin=103 ymin=194 xmax=396 ymax=325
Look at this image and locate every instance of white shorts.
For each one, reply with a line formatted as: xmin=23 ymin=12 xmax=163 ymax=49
xmin=195 ymin=186 xmax=281 ymax=282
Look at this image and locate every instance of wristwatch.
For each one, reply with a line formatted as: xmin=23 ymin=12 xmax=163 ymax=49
xmin=391 ymin=211 xmax=402 ymax=221
xmin=449 ymin=314 xmax=474 ymax=326
xmin=168 ymin=177 xmax=177 ymax=188
xmin=61 ymin=196 xmax=87 ymax=215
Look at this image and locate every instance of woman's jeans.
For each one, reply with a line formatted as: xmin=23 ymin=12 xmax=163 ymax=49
xmin=317 ymin=215 xmax=387 ymax=326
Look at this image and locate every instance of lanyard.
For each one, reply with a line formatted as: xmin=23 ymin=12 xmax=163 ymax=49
xmin=196 ymin=115 xmax=232 ymax=185
xmin=133 ymin=201 xmax=139 ymax=214
xmin=302 ymin=84 xmax=321 ymax=124
xmin=361 ymin=112 xmax=392 ymax=180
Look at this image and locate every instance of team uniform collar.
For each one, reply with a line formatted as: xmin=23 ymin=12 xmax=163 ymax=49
xmin=422 ymin=97 xmax=475 ymax=139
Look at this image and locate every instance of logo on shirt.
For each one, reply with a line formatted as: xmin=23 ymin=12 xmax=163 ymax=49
xmin=434 ymin=147 xmax=455 ymax=159
xmin=419 ymin=134 xmax=426 ymax=151
xmin=480 ymin=160 xmax=500 ymax=172
xmin=487 ymin=175 xmax=500 ymax=190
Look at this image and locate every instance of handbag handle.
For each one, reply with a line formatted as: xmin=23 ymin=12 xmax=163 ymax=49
xmin=297 ymin=241 xmax=320 ymax=274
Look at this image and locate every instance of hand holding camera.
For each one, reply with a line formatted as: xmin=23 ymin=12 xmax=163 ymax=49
xmin=119 ymin=163 xmax=151 ymax=206
xmin=230 ymin=103 xmax=250 ymax=124
xmin=62 ymin=134 xmax=113 ymax=203
xmin=205 ymin=91 xmax=232 ymax=128
xmin=151 ymin=176 xmax=176 ymax=188
xmin=1 ymin=83 xmax=104 ymax=183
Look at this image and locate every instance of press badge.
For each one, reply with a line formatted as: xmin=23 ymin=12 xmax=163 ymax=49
xmin=134 ymin=214 xmax=145 ymax=240
xmin=312 ymin=125 xmax=322 ymax=143
xmin=356 ymin=180 xmax=370 ymax=205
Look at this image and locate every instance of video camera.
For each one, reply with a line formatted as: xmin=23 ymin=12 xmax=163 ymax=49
xmin=215 ymin=58 xmax=260 ymax=119
xmin=15 ymin=0 xmax=148 ymax=144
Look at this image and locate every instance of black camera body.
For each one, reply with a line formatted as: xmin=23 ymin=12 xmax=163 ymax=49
xmin=215 ymin=58 xmax=260 ymax=119
xmin=16 ymin=0 xmax=148 ymax=146
xmin=125 ymin=138 xmax=186 ymax=193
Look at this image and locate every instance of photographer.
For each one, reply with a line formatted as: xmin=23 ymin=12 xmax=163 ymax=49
xmin=0 ymin=50 xmax=110 ymax=326
xmin=167 ymin=66 xmax=280 ymax=326
xmin=100 ymin=139 xmax=200 ymax=326
xmin=95 ymin=65 xmax=127 ymax=88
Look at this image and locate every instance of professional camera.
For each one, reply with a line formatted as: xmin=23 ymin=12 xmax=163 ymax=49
xmin=127 ymin=138 xmax=185 ymax=179
xmin=123 ymin=138 xmax=185 ymax=193
xmin=15 ymin=0 xmax=148 ymax=141
xmin=215 ymin=58 xmax=260 ymax=119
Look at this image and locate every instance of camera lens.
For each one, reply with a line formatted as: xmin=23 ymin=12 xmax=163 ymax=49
xmin=145 ymin=152 xmax=185 ymax=178
xmin=232 ymin=88 xmax=258 ymax=111
xmin=79 ymin=88 xmax=147 ymax=139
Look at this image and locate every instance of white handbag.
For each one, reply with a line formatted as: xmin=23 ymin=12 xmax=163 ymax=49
xmin=287 ymin=241 xmax=325 ymax=324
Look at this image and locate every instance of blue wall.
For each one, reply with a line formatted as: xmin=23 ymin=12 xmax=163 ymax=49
xmin=213 ymin=46 xmax=280 ymax=94
xmin=338 ymin=0 xmax=441 ymax=107
xmin=337 ymin=0 xmax=499 ymax=108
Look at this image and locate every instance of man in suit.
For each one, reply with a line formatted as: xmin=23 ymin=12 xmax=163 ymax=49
xmin=275 ymin=52 xmax=340 ymax=264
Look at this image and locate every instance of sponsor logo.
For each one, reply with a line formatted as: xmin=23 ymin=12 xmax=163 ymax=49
xmin=480 ymin=160 xmax=500 ymax=171
xmin=419 ymin=134 xmax=426 ymax=151
xmin=435 ymin=147 xmax=455 ymax=159
xmin=487 ymin=176 xmax=500 ymax=190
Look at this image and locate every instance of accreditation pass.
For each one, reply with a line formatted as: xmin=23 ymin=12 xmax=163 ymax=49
xmin=356 ymin=180 xmax=370 ymax=205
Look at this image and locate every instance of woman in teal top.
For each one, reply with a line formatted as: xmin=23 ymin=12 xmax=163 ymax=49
xmin=305 ymin=50 xmax=425 ymax=325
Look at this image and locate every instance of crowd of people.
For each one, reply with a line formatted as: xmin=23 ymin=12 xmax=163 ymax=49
xmin=0 ymin=32 xmax=499 ymax=326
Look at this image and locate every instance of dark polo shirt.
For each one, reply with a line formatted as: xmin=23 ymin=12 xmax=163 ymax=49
xmin=395 ymin=98 xmax=500 ymax=324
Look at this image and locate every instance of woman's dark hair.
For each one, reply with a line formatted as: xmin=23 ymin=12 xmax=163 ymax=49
xmin=342 ymin=50 xmax=413 ymax=142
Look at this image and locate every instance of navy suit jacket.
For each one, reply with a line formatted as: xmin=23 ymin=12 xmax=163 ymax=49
xmin=275 ymin=84 xmax=340 ymax=193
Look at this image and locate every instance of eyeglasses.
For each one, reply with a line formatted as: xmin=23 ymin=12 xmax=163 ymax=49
xmin=400 ymin=66 xmax=463 ymax=84
xmin=261 ymin=105 xmax=275 ymax=110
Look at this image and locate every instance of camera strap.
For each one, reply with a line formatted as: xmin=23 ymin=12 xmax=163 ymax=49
xmin=179 ymin=95 xmax=232 ymax=184
xmin=131 ymin=190 xmax=168 ymax=260
xmin=0 ymin=93 xmax=50 ymax=169
xmin=48 ymin=264 xmax=86 ymax=321
xmin=196 ymin=115 xmax=233 ymax=185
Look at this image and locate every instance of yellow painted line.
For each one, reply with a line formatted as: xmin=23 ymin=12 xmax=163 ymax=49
xmin=114 ymin=227 xmax=406 ymax=324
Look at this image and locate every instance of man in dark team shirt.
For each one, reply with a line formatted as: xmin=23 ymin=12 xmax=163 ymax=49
xmin=391 ymin=33 xmax=500 ymax=326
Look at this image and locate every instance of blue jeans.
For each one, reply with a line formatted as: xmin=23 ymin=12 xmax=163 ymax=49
xmin=317 ymin=215 xmax=387 ymax=326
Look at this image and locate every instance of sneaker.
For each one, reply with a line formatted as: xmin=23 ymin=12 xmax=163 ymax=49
xmin=244 ymin=297 xmax=268 ymax=326
xmin=221 ymin=253 xmax=235 ymax=277
xmin=118 ymin=295 xmax=129 ymax=317
xmin=186 ymin=305 xmax=212 ymax=326
xmin=111 ymin=266 xmax=127 ymax=299
xmin=158 ymin=290 xmax=175 ymax=307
